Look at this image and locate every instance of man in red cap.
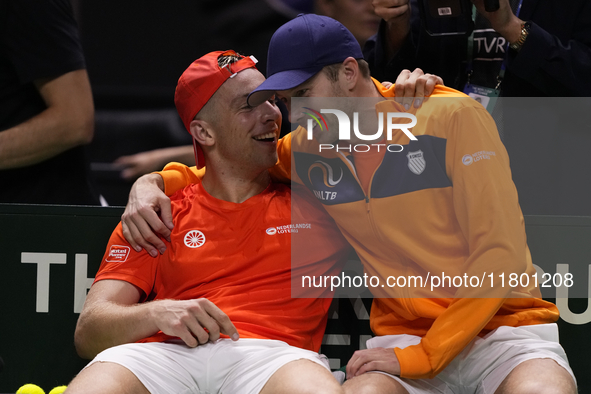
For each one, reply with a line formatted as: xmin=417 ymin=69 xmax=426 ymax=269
xmin=65 ymin=50 xmax=351 ymax=394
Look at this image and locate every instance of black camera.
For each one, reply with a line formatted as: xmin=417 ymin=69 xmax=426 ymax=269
xmin=418 ymin=0 xmax=499 ymax=36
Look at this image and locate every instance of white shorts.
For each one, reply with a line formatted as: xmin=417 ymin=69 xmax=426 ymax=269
xmin=85 ymin=338 xmax=331 ymax=394
xmin=366 ymin=323 xmax=575 ymax=394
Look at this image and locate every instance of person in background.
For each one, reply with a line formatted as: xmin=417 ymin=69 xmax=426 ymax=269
xmin=267 ymin=0 xmax=381 ymax=47
xmin=365 ymin=0 xmax=591 ymax=216
xmin=314 ymin=0 xmax=382 ymax=47
xmin=365 ymin=0 xmax=591 ymax=96
xmin=113 ymin=145 xmax=195 ymax=181
xmin=0 ymin=0 xmax=97 ymax=204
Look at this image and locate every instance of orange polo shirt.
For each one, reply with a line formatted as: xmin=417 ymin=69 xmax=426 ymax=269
xmin=95 ymin=182 xmax=350 ymax=352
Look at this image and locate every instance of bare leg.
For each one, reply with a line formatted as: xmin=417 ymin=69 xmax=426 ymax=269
xmin=65 ymin=362 xmax=150 ymax=394
xmin=260 ymin=359 xmax=344 ymax=394
xmin=343 ymin=372 xmax=409 ymax=394
xmin=494 ymin=359 xmax=576 ymax=394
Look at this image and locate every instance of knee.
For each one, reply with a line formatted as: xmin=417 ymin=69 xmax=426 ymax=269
xmin=498 ymin=376 xmax=577 ymax=394
xmin=342 ymin=373 xmax=408 ymax=394
xmin=343 ymin=382 xmax=379 ymax=394
xmin=495 ymin=359 xmax=576 ymax=394
xmin=288 ymin=382 xmax=344 ymax=394
xmin=319 ymin=387 xmax=345 ymax=394
xmin=298 ymin=377 xmax=345 ymax=394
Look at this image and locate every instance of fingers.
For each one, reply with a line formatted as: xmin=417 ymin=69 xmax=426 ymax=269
xmin=121 ymin=175 xmax=173 ymax=256
xmin=394 ymin=69 xmax=444 ymax=110
xmin=185 ymin=299 xmax=237 ymax=343
xmin=356 ymin=360 xmax=383 ymax=376
xmin=138 ymin=200 xmax=173 ymax=245
xmin=346 ymin=348 xmax=401 ymax=379
xmin=113 ymin=156 xmax=139 ymax=181
xmin=422 ymin=73 xmax=444 ymax=96
xmin=346 ymin=350 xmax=363 ymax=379
xmin=372 ymin=0 xmax=410 ymax=21
xmin=170 ymin=316 xmax=210 ymax=348
xmin=411 ymin=73 xmax=444 ymax=107
xmin=121 ymin=207 xmax=167 ymax=257
xmin=120 ymin=167 xmax=142 ymax=181
xmin=188 ymin=312 xmax=219 ymax=344
xmin=412 ymin=75 xmax=426 ymax=109
xmin=113 ymin=155 xmax=132 ymax=165
xmin=381 ymin=81 xmax=393 ymax=89
xmin=174 ymin=323 xmax=200 ymax=348
xmin=121 ymin=220 xmax=141 ymax=254
xmin=153 ymin=299 xmax=238 ymax=348
xmin=394 ymin=69 xmax=418 ymax=110
xmin=159 ymin=201 xmax=174 ymax=237
xmin=347 ymin=350 xmax=382 ymax=379
xmin=203 ymin=301 xmax=240 ymax=341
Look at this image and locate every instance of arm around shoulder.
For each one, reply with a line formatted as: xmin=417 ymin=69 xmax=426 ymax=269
xmin=158 ymin=162 xmax=204 ymax=195
xmin=121 ymin=173 xmax=173 ymax=257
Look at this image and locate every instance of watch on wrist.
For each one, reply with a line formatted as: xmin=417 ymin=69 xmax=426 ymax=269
xmin=510 ymin=21 xmax=531 ymax=52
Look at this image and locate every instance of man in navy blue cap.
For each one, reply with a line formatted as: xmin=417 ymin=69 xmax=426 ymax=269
xmin=247 ymin=13 xmax=441 ymax=111
xmin=120 ymin=14 xmax=576 ymax=394
xmin=247 ymin=13 xmax=380 ymax=106
xmin=240 ymin=15 xmax=574 ymax=394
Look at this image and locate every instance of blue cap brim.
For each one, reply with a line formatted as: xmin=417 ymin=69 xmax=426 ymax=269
xmin=247 ymin=66 xmax=323 ymax=107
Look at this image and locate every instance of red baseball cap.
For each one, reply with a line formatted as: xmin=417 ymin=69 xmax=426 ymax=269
xmin=174 ymin=50 xmax=258 ymax=169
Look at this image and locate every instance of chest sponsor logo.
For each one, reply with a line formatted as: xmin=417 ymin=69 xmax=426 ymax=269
xmin=313 ymin=190 xmax=338 ymax=201
xmin=266 ymin=223 xmax=312 ymax=235
xmin=407 ymin=150 xmax=426 ymax=175
xmin=462 ymin=150 xmax=496 ymax=166
xmin=106 ymin=245 xmax=130 ymax=262
xmin=308 ymin=160 xmax=343 ymax=188
xmin=184 ymin=230 xmax=206 ymax=248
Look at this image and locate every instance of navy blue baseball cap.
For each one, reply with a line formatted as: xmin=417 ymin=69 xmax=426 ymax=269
xmin=247 ymin=14 xmax=363 ymax=107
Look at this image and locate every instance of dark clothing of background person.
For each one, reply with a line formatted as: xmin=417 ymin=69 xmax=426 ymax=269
xmin=363 ymin=0 xmax=591 ymax=216
xmin=364 ymin=0 xmax=591 ymax=96
xmin=0 ymin=0 xmax=98 ymax=204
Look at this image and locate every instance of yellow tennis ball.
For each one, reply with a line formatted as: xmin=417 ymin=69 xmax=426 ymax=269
xmin=48 ymin=386 xmax=67 ymax=394
xmin=16 ymin=384 xmax=45 ymax=394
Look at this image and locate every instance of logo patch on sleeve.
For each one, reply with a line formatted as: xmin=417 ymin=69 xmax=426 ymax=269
xmin=462 ymin=150 xmax=496 ymax=166
xmin=106 ymin=245 xmax=131 ymax=262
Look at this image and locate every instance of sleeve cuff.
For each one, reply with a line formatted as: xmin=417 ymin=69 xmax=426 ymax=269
xmin=157 ymin=163 xmax=203 ymax=196
xmin=395 ymin=343 xmax=434 ymax=379
xmin=93 ymin=273 xmax=153 ymax=301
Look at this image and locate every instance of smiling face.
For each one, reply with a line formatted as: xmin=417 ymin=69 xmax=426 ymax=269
xmin=197 ymin=68 xmax=282 ymax=176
